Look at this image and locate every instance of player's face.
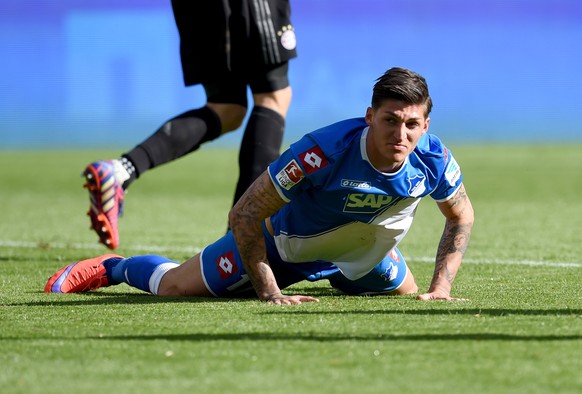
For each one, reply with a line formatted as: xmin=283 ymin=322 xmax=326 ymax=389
xmin=365 ymin=99 xmax=429 ymax=173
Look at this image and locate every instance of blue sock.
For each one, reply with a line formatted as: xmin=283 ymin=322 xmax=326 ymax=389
xmin=103 ymin=255 xmax=179 ymax=294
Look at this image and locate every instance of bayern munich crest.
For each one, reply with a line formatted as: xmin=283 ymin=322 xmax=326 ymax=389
xmin=279 ymin=25 xmax=296 ymax=50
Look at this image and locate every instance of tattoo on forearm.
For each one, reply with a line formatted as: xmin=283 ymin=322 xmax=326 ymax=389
xmin=437 ymin=222 xmax=472 ymax=259
xmin=429 ymin=183 xmax=474 ymax=292
xmin=229 ymin=173 xmax=285 ymax=299
xmin=448 ymin=224 xmax=471 ymax=254
xmin=434 ymin=222 xmax=472 ymax=285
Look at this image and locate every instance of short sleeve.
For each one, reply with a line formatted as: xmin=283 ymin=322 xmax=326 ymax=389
xmin=431 ymin=148 xmax=463 ymax=202
xmin=268 ymin=134 xmax=331 ymax=201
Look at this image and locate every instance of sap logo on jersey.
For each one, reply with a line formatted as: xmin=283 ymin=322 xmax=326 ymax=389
xmin=276 ymin=159 xmax=304 ymax=190
xmin=299 ymin=146 xmax=328 ymax=174
xmin=216 ymin=250 xmax=238 ymax=280
xmin=344 ymin=193 xmax=393 ymax=213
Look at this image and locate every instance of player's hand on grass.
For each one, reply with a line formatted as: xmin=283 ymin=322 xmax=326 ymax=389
xmin=417 ymin=291 xmax=467 ymax=301
xmin=266 ymin=293 xmax=320 ymax=305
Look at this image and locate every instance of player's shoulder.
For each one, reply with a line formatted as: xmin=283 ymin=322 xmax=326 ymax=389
xmin=304 ymin=117 xmax=366 ymax=153
xmin=270 ymin=118 xmax=366 ymax=196
xmin=411 ymin=133 xmax=457 ymax=174
xmin=412 ymin=133 xmax=463 ymax=193
xmin=309 ymin=117 xmax=366 ymax=139
xmin=413 ymin=133 xmax=451 ymax=162
xmin=415 ymin=133 xmax=447 ymax=154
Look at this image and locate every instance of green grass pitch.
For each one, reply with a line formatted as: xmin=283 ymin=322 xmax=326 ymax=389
xmin=0 ymin=145 xmax=581 ymax=394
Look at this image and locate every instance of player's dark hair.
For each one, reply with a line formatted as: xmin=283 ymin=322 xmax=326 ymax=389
xmin=372 ymin=67 xmax=433 ymax=117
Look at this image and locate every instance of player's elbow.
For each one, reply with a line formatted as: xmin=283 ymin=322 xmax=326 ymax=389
xmin=464 ymin=200 xmax=475 ymax=227
xmin=228 ymin=205 xmax=248 ymax=235
xmin=454 ymin=195 xmax=475 ymax=228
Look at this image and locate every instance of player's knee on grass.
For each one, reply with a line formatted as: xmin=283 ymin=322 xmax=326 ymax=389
xmin=388 ymin=266 xmax=418 ymax=295
xmin=328 ymin=248 xmax=417 ymax=296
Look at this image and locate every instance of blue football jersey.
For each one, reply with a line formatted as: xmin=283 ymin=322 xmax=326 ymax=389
xmin=267 ymin=117 xmax=462 ymax=280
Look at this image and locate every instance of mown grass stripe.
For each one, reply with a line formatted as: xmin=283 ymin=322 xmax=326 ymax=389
xmin=1 ymin=239 xmax=580 ymax=268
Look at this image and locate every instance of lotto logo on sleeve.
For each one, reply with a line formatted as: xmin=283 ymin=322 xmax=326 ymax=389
xmin=216 ymin=250 xmax=238 ymax=280
xmin=275 ymin=159 xmax=304 ymax=190
xmin=299 ymin=146 xmax=328 ymax=174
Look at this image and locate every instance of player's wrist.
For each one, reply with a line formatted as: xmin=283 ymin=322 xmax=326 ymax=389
xmin=428 ymin=283 xmax=451 ymax=297
xmin=262 ymin=292 xmax=283 ymax=302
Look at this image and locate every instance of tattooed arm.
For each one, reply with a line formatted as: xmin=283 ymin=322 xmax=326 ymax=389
xmin=418 ymin=183 xmax=474 ymax=301
xmin=228 ymin=171 xmax=319 ymax=305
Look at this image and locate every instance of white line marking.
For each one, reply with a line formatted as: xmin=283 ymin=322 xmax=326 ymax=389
xmin=0 ymin=240 xmax=201 ymax=254
xmin=407 ymin=256 xmax=582 ymax=268
xmin=0 ymin=240 xmax=580 ymax=268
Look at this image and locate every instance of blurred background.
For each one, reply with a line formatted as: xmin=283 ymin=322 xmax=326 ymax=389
xmin=1 ymin=0 xmax=581 ymax=150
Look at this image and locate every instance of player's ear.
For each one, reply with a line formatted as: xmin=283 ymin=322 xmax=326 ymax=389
xmin=422 ymin=116 xmax=430 ymax=134
xmin=365 ymin=107 xmax=374 ymax=125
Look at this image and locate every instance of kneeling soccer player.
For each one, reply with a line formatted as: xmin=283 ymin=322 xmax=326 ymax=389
xmin=45 ymin=67 xmax=474 ymax=304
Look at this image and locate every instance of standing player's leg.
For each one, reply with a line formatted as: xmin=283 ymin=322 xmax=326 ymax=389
xmin=230 ymin=0 xmax=297 ymax=205
xmin=232 ymin=64 xmax=292 ymax=205
xmin=85 ymin=80 xmax=249 ymax=250
xmin=83 ymin=0 xmax=243 ymax=250
xmin=82 ymin=105 xmax=238 ymax=250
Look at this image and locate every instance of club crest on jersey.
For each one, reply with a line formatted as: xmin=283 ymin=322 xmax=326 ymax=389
xmin=278 ymin=25 xmax=297 ymax=50
xmin=444 ymin=157 xmax=461 ymax=186
xmin=407 ymin=174 xmax=426 ymax=197
xmin=216 ymin=250 xmax=238 ymax=280
xmin=275 ymin=159 xmax=304 ymax=190
xmin=344 ymin=193 xmax=394 ymax=213
xmin=299 ymin=146 xmax=328 ymax=174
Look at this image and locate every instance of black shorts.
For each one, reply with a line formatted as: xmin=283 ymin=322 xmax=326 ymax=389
xmin=204 ymin=62 xmax=289 ymax=106
xmin=171 ymin=0 xmax=297 ymax=101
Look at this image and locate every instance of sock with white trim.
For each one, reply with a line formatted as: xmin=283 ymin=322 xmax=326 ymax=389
xmin=103 ymin=255 xmax=179 ymax=294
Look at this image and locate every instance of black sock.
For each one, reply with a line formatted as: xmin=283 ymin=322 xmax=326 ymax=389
xmin=232 ymin=106 xmax=285 ymax=206
xmin=122 ymin=106 xmax=222 ymax=188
